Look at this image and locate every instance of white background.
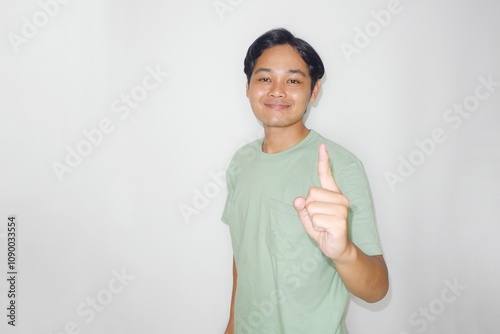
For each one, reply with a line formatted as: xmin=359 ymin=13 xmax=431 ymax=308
xmin=1 ymin=0 xmax=499 ymax=333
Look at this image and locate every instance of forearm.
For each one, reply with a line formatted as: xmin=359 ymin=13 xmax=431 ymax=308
xmin=332 ymin=242 xmax=388 ymax=303
xmin=230 ymin=258 xmax=237 ymax=317
xmin=225 ymin=258 xmax=237 ymax=333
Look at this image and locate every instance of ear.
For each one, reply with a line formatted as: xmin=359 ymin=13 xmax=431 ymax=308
xmin=246 ymin=81 xmax=249 ymax=98
xmin=310 ymin=80 xmax=321 ymax=102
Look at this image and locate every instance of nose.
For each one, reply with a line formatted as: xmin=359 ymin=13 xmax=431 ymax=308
xmin=268 ymin=81 xmax=286 ymax=98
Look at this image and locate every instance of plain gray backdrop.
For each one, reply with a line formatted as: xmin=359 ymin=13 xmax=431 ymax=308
xmin=1 ymin=0 xmax=499 ymax=333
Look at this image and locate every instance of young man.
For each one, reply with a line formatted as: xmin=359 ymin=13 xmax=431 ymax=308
xmin=222 ymin=28 xmax=388 ymax=334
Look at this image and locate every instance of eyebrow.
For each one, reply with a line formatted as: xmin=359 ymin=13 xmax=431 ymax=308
xmin=253 ymin=68 xmax=307 ymax=77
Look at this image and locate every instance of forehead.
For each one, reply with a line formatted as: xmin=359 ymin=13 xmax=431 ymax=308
xmin=253 ymin=44 xmax=310 ymax=76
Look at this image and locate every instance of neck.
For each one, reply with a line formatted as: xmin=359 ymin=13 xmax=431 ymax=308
xmin=262 ymin=122 xmax=310 ymax=154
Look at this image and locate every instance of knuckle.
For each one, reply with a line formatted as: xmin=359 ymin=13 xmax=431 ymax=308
xmin=310 ymin=213 xmax=323 ymax=226
xmin=305 ymin=201 xmax=315 ymax=212
xmin=307 ymin=186 xmax=319 ymax=197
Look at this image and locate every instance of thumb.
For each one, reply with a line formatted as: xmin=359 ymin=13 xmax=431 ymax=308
xmin=293 ymin=196 xmax=307 ymax=214
xmin=293 ymin=197 xmax=310 ymax=224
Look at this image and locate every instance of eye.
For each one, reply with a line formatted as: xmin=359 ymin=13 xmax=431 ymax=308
xmin=288 ymin=79 xmax=301 ymax=85
xmin=258 ymin=77 xmax=271 ymax=82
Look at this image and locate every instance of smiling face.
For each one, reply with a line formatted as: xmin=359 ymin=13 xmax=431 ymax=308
xmin=246 ymin=44 xmax=321 ymax=130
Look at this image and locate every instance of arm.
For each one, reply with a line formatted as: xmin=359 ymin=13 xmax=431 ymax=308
xmin=224 ymin=258 xmax=237 ymax=334
xmin=293 ymin=144 xmax=389 ymax=303
xmin=333 ymin=245 xmax=388 ymax=302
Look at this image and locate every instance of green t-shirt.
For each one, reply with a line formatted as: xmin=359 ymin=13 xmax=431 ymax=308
xmin=222 ymin=130 xmax=383 ymax=334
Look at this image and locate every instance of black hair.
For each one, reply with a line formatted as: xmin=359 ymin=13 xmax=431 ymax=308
xmin=244 ymin=28 xmax=325 ymax=92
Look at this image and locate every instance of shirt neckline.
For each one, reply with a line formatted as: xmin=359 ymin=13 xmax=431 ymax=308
xmin=257 ymin=130 xmax=318 ymax=161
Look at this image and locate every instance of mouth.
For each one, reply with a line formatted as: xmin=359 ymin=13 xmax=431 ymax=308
xmin=264 ymin=103 xmax=291 ymax=111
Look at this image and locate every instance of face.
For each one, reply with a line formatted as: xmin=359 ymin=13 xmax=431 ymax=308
xmin=246 ymin=44 xmax=320 ymax=129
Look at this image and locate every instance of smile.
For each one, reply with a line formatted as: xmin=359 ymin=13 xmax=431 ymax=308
xmin=264 ymin=103 xmax=290 ymax=110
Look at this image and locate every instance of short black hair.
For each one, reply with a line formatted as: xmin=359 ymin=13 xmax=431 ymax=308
xmin=244 ymin=28 xmax=325 ymax=92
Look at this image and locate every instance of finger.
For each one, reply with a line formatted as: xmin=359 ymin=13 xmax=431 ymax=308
xmin=304 ymin=187 xmax=349 ymax=207
xmin=304 ymin=200 xmax=349 ymax=218
xmin=317 ymin=143 xmax=341 ymax=193
xmin=309 ymin=213 xmax=348 ymax=236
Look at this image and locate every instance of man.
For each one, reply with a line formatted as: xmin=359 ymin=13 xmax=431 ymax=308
xmin=222 ymin=28 xmax=388 ymax=334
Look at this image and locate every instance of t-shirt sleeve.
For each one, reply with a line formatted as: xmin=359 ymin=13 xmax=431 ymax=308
xmin=336 ymin=160 xmax=383 ymax=256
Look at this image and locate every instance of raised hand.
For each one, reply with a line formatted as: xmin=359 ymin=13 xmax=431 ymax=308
xmin=293 ymin=143 xmax=352 ymax=261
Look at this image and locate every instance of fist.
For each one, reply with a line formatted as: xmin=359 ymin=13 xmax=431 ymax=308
xmin=293 ymin=144 xmax=352 ymax=260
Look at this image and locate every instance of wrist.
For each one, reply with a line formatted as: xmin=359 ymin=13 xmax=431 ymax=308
xmin=331 ymin=241 xmax=357 ymax=265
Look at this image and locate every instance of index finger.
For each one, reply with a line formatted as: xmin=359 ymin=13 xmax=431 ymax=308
xmin=317 ymin=143 xmax=341 ymax=193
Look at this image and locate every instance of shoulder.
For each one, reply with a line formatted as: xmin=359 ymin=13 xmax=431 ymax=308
xmin=312 ymin=131 xmax=373 ymax=202
xmin=225 ymin=138 xmax=262 ymax=180
xmin=233 ymin=138 xmax=262 ymax=157
xmin=312 ymin=130 xmax=364 ymax=169
xmin=229 ymin=138 xmax=262 ymax=164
